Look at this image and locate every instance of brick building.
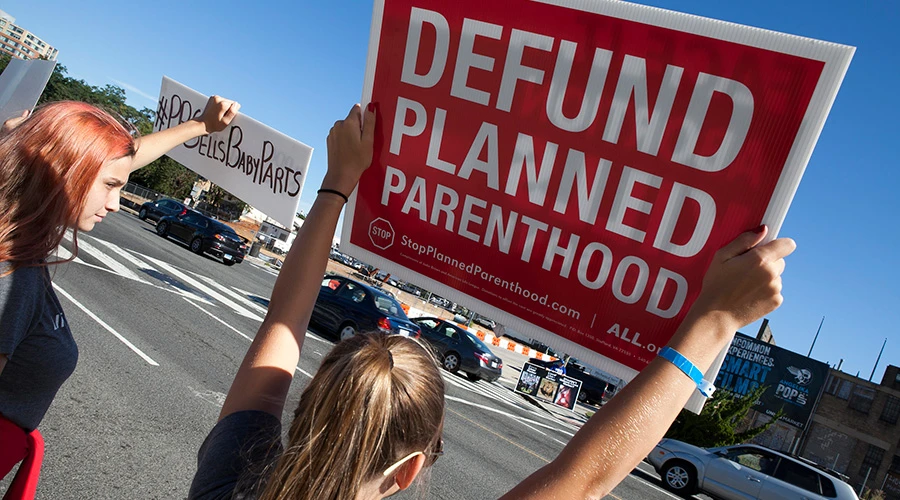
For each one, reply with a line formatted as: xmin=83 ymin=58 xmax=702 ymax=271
xmin=799 ymin=365 xmax=900 ymax=497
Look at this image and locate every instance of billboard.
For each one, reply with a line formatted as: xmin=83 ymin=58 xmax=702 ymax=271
xmin=341 ymin=0 xmax=854 ymax=392
xmin=516 ymin=362 xmax=582 ymax=411
xmin=715 ymin=333 xmax=829 ymax=430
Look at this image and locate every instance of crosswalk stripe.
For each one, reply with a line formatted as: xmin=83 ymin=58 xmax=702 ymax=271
xmin=139 ymin=254 xmax=264 ymax=321
xmin=53 ymin=283 xmax=159 ymax=366
xmin=188 ymin=272 xmax=269 ymax=316
xmin=87 ymin=235 xmax=158 ymax=273
xmin=62 ymin=232 xmax=147 ymax=284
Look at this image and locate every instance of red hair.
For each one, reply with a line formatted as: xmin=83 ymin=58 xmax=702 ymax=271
xmin=0 ymin=101 xmax=135 ymax=268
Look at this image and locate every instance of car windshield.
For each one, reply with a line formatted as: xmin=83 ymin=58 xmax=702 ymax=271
xmin=374 ymin=292 xmax=407 ymax=319
xmin=465 ymin=331 xmax=493 ymax=352
xmin=212 ymin=222 xmax=236 ymax=235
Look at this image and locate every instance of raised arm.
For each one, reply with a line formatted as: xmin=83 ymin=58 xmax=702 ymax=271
xmin=218 ymin=103 xmax=375 ymax=420
xmin=502 ymin=226 xmax=796 ymax=500
xmin=131 ymin=95 xmax=240 ymax=171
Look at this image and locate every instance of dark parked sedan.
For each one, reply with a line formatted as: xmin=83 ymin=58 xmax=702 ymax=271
xmin=312 ymin=275 xmax=421 ymax=341
xmin=155 ymin=211 xmax=248 ymax=265
xmin=411 ymin=317 xmax=503 ymax=383
xmin=138 ymin=198 xmax=188 ymax=223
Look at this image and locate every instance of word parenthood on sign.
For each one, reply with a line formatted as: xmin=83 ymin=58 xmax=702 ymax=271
xmin=154 ymin=77 xmax=312 ymax=228
xmin=341 ymin=0 xmax=853 ymax=396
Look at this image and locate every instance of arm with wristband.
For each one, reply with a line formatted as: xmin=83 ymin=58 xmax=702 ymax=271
xmin=502 ymin=225 xmax=796 ymax=500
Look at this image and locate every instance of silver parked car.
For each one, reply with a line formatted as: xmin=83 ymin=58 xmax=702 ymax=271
xmin=647 ymin=439 xmax=858 ymax=500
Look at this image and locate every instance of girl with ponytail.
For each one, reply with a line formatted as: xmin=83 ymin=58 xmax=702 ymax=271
xmin=190 ymin=102 xmax=795 ymax=500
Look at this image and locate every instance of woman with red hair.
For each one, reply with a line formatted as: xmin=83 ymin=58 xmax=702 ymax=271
xmin=0 ymin=96 xmax=239 ymax=497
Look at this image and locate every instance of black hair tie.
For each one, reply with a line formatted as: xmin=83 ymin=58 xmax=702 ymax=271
xmin=317 ymin=188 xmax=349 ymax=203
xmin=387 ymin=350 xmax=394 ymax=371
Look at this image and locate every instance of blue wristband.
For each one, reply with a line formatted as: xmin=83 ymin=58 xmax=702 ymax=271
xmin=658 ymin=347 xmax=716 ymax=397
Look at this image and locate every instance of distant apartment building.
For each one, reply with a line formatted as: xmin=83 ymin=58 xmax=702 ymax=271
xmin=0 ymin=10 xmax=58 ymax=61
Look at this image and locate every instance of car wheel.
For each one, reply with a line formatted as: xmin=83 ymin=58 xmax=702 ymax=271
xmin=661 ymin=461 xmax=697 ymax=496
xmin=339 ymin=323 xmax=357 ymax=341
xmin=466 ymin=372 xmax=481 ymax=382
xmin=191 ymin=237 xmax=204 ymax=254
xmin=156 ymin=221 xmax=169 ymax=236
xmin=442 ymin=352 xmax=461 ymax=373
xmin=138 ymin=208 xmax=148 ymax=220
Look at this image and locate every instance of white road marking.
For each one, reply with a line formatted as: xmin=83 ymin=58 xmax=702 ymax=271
xmin=140 ymin=254 xmax=263 ymax=321
xmin=88 ymin=235 xmax=158 ymax=273
xmin=625 ymin=462 xmax=683 ymax=500
xmin=188 ymin=386 xmax=227 ymax=408
xmin=445 ymin=395 xmax=575 ymax=437
xmin=63 ymin=232 xmax=147 ymax=283
xmin=444 ymin=375 xmax=582 ymax=433
xmin=53 ymin=283 xmax=159 ymax=366
xmin=189 ymin=272 xmax=269 ymax=315
xmin=182 ymin=297 xmax=314 ymax=379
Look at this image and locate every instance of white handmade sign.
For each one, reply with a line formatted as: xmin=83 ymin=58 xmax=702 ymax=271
xmin=153 ymin=77 xmax=312 ymax=227
xmin=0 ymin=58 xmax=56 ymax=124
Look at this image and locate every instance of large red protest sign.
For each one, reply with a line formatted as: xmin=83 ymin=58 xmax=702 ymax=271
xmin=342 ymin=0 xmax=853 ymax=386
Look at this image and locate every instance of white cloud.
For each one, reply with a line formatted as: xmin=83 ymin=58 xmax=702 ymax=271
xmin=111 ymin=78 xmax=158 ymax=105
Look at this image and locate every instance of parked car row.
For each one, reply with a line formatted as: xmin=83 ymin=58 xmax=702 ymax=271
xmin=139 ymin=199 xmax=249 ymax=266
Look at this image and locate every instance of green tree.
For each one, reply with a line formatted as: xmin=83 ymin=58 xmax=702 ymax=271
xmin=0 ymin=56 xmax=196 ymax=199
xmin=664 ymin=385 xmax=783 ymax=448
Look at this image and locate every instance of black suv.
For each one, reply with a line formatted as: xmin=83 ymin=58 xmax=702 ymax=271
xmin=155 ymin=211 xmax=248 ymax=266
xmin=138 ymin=198 xmax=188 ymax=223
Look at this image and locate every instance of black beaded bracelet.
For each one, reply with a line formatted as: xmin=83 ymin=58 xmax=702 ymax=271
xmin=317 ymin=188 xmax=349 ymax=203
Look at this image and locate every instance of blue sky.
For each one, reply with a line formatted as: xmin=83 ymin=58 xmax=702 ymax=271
xmin=5 ymin=0 xmax=898 ymax=381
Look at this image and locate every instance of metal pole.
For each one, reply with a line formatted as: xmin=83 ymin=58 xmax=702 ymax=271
xmin=870 ymin=338 xmax=888 ymax=382
xmin=881 ymin=472 xmax=889 ymax=492
xmin=861 ymin=467 xmax=871 ymax=496
xmin=808 ymin=316 xmax=825 ymax=357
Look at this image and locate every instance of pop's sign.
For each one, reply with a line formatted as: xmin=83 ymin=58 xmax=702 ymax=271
xmin=342 ymin=0 xmax=853 ymax=384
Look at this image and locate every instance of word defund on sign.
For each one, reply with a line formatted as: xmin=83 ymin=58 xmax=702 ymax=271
xmin=155 ymin=94 xmax=304 ymax=197
xmin=381 ymin=8 xmax=755 ymax=319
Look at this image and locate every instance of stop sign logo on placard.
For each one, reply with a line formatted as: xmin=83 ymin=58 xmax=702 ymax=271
xmin=369 ymin=218 xmax=394 ymax=250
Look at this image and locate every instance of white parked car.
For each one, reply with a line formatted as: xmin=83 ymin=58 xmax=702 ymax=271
xmin=647 ymin=439 xmax=858 ymax=500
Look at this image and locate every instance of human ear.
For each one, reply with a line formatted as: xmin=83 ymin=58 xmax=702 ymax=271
xmin=395 ymin=453 xmax=426 ymax=490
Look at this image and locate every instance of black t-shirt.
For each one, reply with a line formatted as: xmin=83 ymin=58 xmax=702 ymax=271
xmin=189 ymin=410 xmax=283 ymax=500
xmin=0 ymin=263 xmax=78 ymax=431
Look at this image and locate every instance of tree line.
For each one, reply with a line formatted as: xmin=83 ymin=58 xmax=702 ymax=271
xmin=0 ymin=54 xmax=237 ymax=209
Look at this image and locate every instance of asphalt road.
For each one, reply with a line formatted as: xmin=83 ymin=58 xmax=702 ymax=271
xmin=7 ymin=211 xmax=695 ymax=500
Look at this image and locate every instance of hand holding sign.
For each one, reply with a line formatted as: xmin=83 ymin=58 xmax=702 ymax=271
xmin=688 ymin=226 xmax=796 ymax=336
xmin=199 ymin=95 xmax=241 ymax=134
xmin=323 ymin=104 xmax=377 ymax=199
xmin=0 ymin=110 xmax=29 ymax=136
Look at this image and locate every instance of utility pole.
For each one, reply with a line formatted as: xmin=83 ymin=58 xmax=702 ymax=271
xmin=808 ymin=316 xmax=825 ymax=357
xmin=870 ymin=338 xmax=887 ymax=382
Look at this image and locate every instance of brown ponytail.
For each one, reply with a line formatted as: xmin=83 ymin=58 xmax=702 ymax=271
xmin=258 ymin=334 xmax=444 ymax=500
